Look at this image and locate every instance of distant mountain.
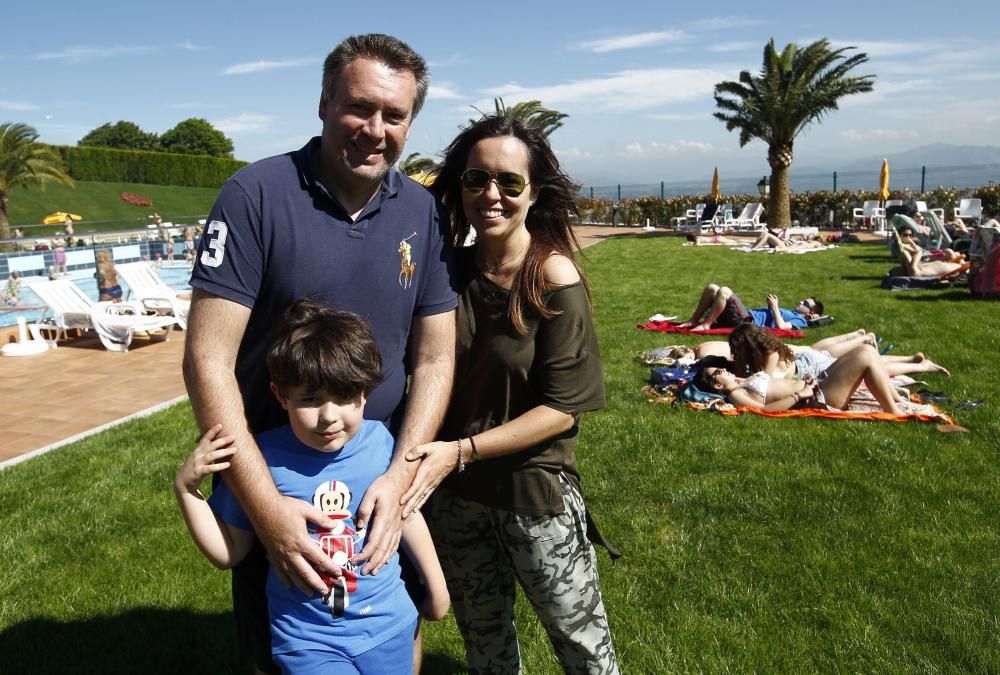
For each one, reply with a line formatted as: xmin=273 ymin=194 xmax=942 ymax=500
xmin=841 ymin=144 xmax=1000 ymax=171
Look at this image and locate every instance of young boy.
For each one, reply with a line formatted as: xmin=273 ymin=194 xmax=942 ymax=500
xmin=175 ymin=299 xmax=449 ymax=674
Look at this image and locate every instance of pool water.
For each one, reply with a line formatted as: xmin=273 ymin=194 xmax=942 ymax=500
xmin=2 ymin=265 xmax=193 ymax=328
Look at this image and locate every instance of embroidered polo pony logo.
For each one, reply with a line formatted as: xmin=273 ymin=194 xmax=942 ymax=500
xmin=398 ymin=232 xmax=417 ymax=289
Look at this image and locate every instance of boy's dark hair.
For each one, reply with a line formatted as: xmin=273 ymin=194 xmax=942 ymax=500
xmin=267 ymin=299 xmax=382 ymax=400
xmin=811 ymin=297 xmax=825 ymax=315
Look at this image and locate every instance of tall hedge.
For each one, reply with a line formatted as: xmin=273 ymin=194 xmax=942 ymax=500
xmin=49 ymin=145 xmax=247 ymax=188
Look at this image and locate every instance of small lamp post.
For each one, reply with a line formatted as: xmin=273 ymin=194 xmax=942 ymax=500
xmin=756 ymin=175 xmax=770 ymax=198
xmin=757 ymin=175 xmax=770 ymax=224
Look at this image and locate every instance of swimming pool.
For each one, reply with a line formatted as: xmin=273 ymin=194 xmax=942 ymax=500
xmin=2 ymin=265 xmax=193 ymax=329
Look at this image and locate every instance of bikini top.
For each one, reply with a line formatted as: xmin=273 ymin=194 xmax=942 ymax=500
xmin=737 ymin=371 xmax=770 ymax=400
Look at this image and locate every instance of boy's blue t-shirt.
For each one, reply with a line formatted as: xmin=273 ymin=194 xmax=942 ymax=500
xmin=748 ymin=306 xmax=809 ymax=329
xmin=209 ymin=420 xmax=417 ymax=657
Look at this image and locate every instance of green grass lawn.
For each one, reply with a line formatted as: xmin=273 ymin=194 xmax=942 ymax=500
xmin=6 ymin=180 xmax=220 ymax=237
xmin=1 ymin=232 xmax=998 ymax=673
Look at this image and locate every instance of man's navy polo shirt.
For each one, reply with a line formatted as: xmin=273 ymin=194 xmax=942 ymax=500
xmin=190 ymin=137 xmax=458 ymax=436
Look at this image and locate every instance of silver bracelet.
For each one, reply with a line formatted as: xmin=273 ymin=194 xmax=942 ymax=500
xmin=456 ymin=437 xmax=466 ymax=473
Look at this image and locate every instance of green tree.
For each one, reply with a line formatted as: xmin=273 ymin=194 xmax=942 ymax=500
xmin=159 ymin=118 xmax=234 ymax=157
xmin=78 ymin=121 xmax=159 ymax=150
xmin=713 ymin=38 xmax=875 ymax=228
xmin=0 ymin=122 xmax=74 ymax=247
xmin=398 ymin=152 xmax=439 ymax=176
xmin=472 ymin=98 xmax=569 ymax=138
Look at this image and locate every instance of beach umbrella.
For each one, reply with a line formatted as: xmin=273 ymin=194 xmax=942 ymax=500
xmin=41 ymin=211 xmax=83 ymax=225
xmin=878 ymin=159 xmax=890 ymax=202
xmin=709 ymin=167 xmax=721 ymax=202
xmin=407 ymin=171 xmax=437 ymax=187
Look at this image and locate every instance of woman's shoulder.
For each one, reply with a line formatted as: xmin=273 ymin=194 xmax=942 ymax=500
xmin=541 ymin=253 xmax=581 ymax=287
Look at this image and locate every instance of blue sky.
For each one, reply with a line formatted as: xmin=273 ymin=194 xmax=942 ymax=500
xmin=5 ymin=0 xmax=998 ymax=186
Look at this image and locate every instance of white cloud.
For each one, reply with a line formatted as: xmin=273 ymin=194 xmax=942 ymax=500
xmin=555 ymin=147 xmax=592 ymax=159
xmin=175 ymin=41 xmax=209 ymax=51
xmin=839 ymin=129 xmax=919 ymax=142
xmin=428 ymin=84 xmax=462 ymax=100
xmin=212 ymin=113 xmax=272 ymax=134
xmin=621 ymin=140 xmax=715 ymax=156
xmin=646 ymin=112 xmax=708 ymax=121
xmin=707 ymin=42 xmax=760 ymax=53
xmin=222 ymin=57 xmax=319 ymax=76
xmin=478 ymin=67 xmax=730 ymax=112
xmin=0 ymin=99 xmax=39 ymax=111
xmin=35 ymin=45 xmax=154 ymax=63
xmin=687 ymin=16 xmax=766 ymax=31
xmin=576 ymin=30 xmax=688 ymax=53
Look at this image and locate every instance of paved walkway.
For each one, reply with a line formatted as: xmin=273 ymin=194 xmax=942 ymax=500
xmin=0 ymin=224 xmax=859 ymax=467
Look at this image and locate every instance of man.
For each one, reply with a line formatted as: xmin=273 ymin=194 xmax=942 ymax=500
xmin=679 ymin=283 xmax=823 ymax=331
xmin=183 ymin=33 xmax=456 ymax=673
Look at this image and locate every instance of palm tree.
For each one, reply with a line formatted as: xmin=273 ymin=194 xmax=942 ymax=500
xmin=713 ymin=39 xmax=875 ymax=229
xmin=473 ymin=98 xmax=569 ymax=138
xmin=398 ymin=152 xmax=440 ymax=177
xmin=0 ymin=122 xmax=74 ymax=247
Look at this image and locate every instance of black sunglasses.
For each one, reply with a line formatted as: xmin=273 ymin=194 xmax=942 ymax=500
xmin=460 ymin=168 xmax=529 ymax=197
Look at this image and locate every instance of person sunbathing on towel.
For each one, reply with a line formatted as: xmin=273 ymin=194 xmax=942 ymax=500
xmin=727 ymin=323 xmax=950 ymax=380
xmin=678 ymin=283 xmax=823 ymax=331
xmin=897 ymin=224 xmax=965 ymax=277
xmin=685 ymin=232 xmax=739 ymax=246
xmin=695 ymin=347 xmax=904 ymax=415
xmin=749 ymin=229 xmax=825 ymax=251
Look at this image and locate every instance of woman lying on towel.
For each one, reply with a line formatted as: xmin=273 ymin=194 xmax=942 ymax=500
xmin=749 ymin=229 xmax=825 ymax=251
xmin=897 ymin=224 xmax=965 ymax=277
xmin=696 ymin=347 xmax=904 ymax=414
xmin=727 ymin=323 xmax=950 ymax=380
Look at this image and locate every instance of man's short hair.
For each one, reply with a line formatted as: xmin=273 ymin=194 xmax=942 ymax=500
xmin=267 ymin=299 xmax=382 ymax=400
xmin=322 ymin=33 xmax=429 ymax=118
xmin=810 ymin=297 xmax=824 ymax=315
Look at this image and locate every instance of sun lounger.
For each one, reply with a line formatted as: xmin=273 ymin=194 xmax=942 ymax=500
xmin=116 ymin=261 xmax=190 ymax=329
xmin=28 ymin=279 xmax=178 ymax=352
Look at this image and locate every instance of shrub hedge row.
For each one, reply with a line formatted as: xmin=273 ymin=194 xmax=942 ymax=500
xmin=578 ymin=184 xmax=1000 ymax=227
xmin=49 ymin=145 xmax=247 ymax=189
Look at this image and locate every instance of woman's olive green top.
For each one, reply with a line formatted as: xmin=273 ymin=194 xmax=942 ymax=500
xmin=441 ymin=248 xmax=606 ymax=516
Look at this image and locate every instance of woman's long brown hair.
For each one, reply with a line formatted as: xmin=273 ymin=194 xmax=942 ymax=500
xmin=728 ymin=322 xmax=794 ymax=374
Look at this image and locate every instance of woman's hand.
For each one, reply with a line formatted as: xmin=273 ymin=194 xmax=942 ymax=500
xmin=798 ymin=384 xmax=815 ymax=400
xmin=174 ymin=424 xmax=236 ymax=495
xmin=401 ymin=441 xmax=460 ymax=516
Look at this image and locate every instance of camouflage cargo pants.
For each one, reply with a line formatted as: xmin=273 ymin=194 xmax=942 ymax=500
xmin=426 ymin=473 xmax=619 ymax=675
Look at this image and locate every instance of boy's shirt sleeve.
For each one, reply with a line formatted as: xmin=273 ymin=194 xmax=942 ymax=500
xmin=207 ymin=480 xmax=253 ymax=531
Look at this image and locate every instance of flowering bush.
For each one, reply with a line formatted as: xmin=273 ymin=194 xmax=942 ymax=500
xmin=576 ymin=184 xmax=1000 ymax=227
xmin=120 ymin=191 xmax=153 ymax=207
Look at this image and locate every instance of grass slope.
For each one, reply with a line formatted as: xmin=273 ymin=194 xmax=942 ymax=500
xmin=1 ymin=233 xmax=998 ymax=673
xmin=6 ymin=180 xmax=220 ymax=236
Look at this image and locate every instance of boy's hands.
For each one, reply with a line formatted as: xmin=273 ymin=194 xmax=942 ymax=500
xmin=175 ymin=424 xmax=236 ymax=495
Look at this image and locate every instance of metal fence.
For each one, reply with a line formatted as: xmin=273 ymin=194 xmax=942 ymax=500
xmin=581 ymin=163 xmax=1000 ymax=201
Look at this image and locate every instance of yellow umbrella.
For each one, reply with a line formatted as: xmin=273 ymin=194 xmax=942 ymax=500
xmin=709 ymin=167 xmax=721 ymax=202
xmin=41 ymin=211 xmax=83 ymax=225
xmin=878 ymin=159 xmax=890 ymax=202
xmin=407 ymin=171 xmax=438 ymax=187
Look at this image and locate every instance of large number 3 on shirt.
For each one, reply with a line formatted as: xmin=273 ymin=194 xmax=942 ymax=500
xmin=200 ymin=220 xmax=228 ymax=268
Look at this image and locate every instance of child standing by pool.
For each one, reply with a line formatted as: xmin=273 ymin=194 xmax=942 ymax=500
xmin=175 ymin=299 xmax=449 ymax=674
xmin=94 ymin=250 xmax=123 ymax=302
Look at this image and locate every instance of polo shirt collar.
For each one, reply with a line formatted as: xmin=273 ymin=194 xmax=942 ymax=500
xmin=296 ymin=137 xmax=402 ymax=218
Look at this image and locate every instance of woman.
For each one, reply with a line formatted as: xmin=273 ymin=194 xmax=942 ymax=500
xmin=750 ymin=229 xmax=825 ymax=251
xmin=404 ymin=115 xmax=620 ymax=674
xmin=897 ymin=224 xmax=965 ymax=277
xmin=697 ymin=345 xmax=904 ymax=414
xmin=728 ymin=323 xmax=949 ymax=380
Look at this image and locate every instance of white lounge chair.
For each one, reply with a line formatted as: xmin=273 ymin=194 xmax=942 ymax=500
xmin=852 ymin=200 xmax=885 ymax=230
xmin=28 ymin=279 xmax=178 ymax=352
xmin=672 ymin=202 xmax=706 ymax=229
xmin=734 ymin=202 xmax=764 ymax=231
xmin=954 ymin=198 xmax=983 ymax=225
xmin=914 ymin=200 xmax=945 ymax=220
xmin=116 ymin=261 xmax=191 ymax=329
xmin=921 ymin=211 xmax=954 ymax=250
